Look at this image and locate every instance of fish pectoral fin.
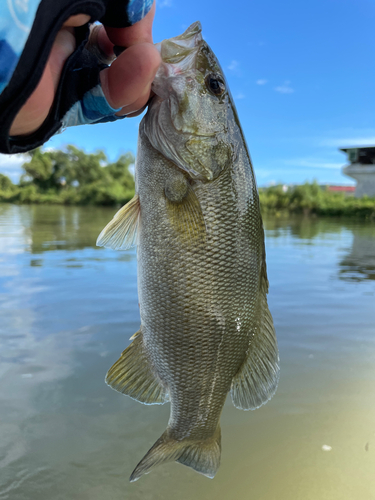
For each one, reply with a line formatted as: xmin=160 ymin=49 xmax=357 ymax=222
xmin=231 ymin=263 xmax=280 ymax=410
xmin=130 ymin=426 xmax=221 ymax=482
xmin=96 ymin=194 xmax=140 ymax=250
xmin=105 ymin=330 xmax=169 ymax=405
xmin=166 ymin=184 xmax=206 ymax=245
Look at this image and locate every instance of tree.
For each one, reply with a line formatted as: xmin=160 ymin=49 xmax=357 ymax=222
xmin=57 ymin=145 xmax=108 ymax=186
xmin=0 ymin=173 xmax=14 ymax=191
xmin=18 ymin=145 xmax=135 ymax=205
xmin=106 ymin=153 xmax=135 ymax=191
xmin=21 ymin=148 xmax=55 ymax=189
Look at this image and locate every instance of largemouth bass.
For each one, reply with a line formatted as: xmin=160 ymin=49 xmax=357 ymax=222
xmin=97 ymin=21 xmax=279 ymax=481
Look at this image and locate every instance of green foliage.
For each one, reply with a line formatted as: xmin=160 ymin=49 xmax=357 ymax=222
xmin=259 ymin=182 xmax=375 ymax=219
xmin=21 ymin=148 xmax=54 ymax=189
xmin=0 ymin=145 xmax=135 ymax=206
xmin=0 ymin=173 xmax=15 ymax=191
xmin=1 ymin=151 xmax=374 ymax=219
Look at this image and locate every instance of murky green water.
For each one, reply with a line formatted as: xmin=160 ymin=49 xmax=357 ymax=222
xmin=0 ymin=204 xmax=374 ymax=500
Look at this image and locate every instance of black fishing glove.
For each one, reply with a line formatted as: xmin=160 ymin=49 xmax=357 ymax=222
xmin=0 ymin=0 xmax=153 ymax=154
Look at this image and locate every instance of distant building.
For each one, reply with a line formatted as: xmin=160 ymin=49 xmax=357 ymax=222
xmin=341 ymin=146 xmax=375 ymax=197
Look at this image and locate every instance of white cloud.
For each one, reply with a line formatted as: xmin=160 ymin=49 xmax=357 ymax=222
xmin=227 ymin=60 xmax=239 ymax=71
xmin=320 ymin=137 xmax=375 ymax=147
xmin=256 ymin=79 xmax=268 ymax=85
xmin=0 ymin=154 xmax=27 ymax=183
xmin=235 ymin=92 xmax=245 ymax=100
xmin=0 ymin=154 xmax=25 ymax=168
xmin=269 ymin=129 xmax=375 ymax=150
xmin=306 ymin=128 xmax=375 ymax=149
xmin=275 ymin=86 xmax=294 ymax=94
xmin=158 ymin=0 xmax=172 ymax=7
xmin=128 ymin=163 xmax=135 ymax=176
xmin=254 ymin=169 xmax=273 ymax=180
xmin=275 ymin=80 xmax=294 ymax=94
xmin=283 ymin=158 xmax=343 ymax=170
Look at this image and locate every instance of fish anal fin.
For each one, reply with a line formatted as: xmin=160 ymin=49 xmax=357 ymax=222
xmin=105 ymin=330 xmax=169 ymax=405
xmin=231 ymin=261 xmax=280 ymax=410
xmin=96 ymin=194 xmax=140 ymax=250
xmin=130 ymin=426 xmax=221 ymax=482
xmin=166 ymin=184 xmax=206 ymax=246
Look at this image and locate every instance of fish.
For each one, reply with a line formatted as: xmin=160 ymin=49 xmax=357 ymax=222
xmin=97 ymin=21 xmax=279 ymax=482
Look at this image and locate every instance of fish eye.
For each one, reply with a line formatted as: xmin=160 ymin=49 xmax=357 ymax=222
xmin=205 ymin=74 xmax=225 ymax=96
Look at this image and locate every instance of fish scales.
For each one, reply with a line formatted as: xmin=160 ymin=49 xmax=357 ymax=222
xmin=97 ymin=21 xmax=279 ymax=481
xmin=139 ymin=146 xmax=255 ymax=428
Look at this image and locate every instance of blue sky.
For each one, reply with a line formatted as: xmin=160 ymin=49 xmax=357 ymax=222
xmin=1 ymin=0 xmax=374 ymax=185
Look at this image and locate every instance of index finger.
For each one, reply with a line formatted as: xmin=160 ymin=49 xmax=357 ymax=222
xmin=104 ymin=0 xmax=156 ymax=47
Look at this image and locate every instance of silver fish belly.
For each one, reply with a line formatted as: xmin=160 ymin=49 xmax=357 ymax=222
xmin=97 ymin=21 xmax=279 ymax=482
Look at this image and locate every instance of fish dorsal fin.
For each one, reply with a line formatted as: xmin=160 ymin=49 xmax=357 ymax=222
xmin=231 ymin=260 xmax=280 ymax=410
xmin=96 ymin=194 xmax=140 ymax=250
xmin=105 ymin=329 xmax=169 ymax=405
xmin=166 ymin=184 xmax=206 ymax=246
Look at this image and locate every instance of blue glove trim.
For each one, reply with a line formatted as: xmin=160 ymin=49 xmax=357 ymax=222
xmin=61 ymin=83 xmax=122 ymax=128
xmin=127 ymin=0 xmax=153 ymax=24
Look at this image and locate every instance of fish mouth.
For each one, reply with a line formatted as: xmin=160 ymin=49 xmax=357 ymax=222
xmin=151 ymin=22 xmax=203 ymax=100
xmin=154 ymin=21 xmax=203 ymax=64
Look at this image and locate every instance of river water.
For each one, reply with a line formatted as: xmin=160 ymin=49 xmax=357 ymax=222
xmin=0 ymin=204 xmax=374 ymax=500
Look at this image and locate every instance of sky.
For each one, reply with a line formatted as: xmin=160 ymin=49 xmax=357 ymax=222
xmin=1 ymin=0 xmax=374 ymax=185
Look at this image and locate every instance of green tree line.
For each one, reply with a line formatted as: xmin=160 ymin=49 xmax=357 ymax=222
xmin=0 ymin=148 xmax=374 ymax=217
xmin=0 ymin=145 xmax=135 ymax=205
xmin=259 ymin=182 xmax=375 ymax=219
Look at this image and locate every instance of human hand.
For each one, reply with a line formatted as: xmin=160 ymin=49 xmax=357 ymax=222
xmin=9 ymin=1 xmax=161 ymax=136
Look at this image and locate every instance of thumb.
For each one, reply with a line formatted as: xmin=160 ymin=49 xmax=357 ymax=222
xmin=100 ymin=42 xmax=161 ymax=116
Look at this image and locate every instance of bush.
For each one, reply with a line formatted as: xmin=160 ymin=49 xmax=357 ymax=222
xmin=260 ymin=183 xmax=375 ymax=219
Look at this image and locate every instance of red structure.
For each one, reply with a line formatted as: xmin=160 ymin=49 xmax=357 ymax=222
xmin=327 ymin=185 xmax=355 ymax=193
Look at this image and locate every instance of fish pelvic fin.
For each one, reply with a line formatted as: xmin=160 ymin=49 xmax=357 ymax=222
xmin=130 ymin=426 xmax=221 ymax=482
xmin=96 ymin=194 xmax=140 ymax=250
xmin=105 ymin=330 xmax=169 ymax=405
xmin=231 ymin=254 xmax=280 ymax=410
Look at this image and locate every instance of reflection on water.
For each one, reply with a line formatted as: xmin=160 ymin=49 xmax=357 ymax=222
xmin=265 ymin=215 xmax=375 ymax=282
xmin=339 ymin=226 xmax=375 ymax=282
xmin=0 ymin=205 xmax=375 ymax=500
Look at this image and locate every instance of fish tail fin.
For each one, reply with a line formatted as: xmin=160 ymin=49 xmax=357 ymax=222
xmin=177 ymin=425 xmax=221 ymax=478
xmin=129 ymin=425 xmax=221 ymax=482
